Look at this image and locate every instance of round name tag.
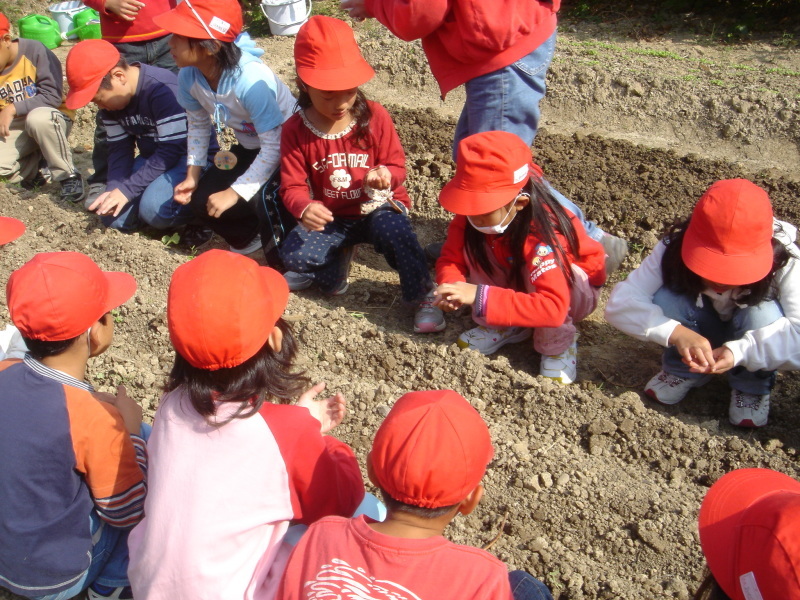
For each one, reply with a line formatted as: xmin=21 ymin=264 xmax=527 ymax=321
xmin=214 ymin=150 xmax=237 ymax=170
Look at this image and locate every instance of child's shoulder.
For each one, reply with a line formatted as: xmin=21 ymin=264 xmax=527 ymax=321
xmin=16 ymin=37 xmax=54 ymax=59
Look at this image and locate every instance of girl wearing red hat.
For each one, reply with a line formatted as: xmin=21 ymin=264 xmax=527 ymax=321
xmin=606 ymin=179 xmax=800 ymax=427
xmin=152 ymin=0 xmax=295 ymax=263
xmin=434 ymin=131 xmax=607 ymax=384
xmin=278 ymin=16 xmax=444 ymax=333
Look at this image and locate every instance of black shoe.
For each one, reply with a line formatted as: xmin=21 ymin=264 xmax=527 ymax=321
xmin=60 ymin=174 xmax=86 ymax=203
xmin=20 ymin=171 xmax=47 ymax=190
xmin=424 ymin=241 xmax=443 ymax=265
xmin=181 ymin=223 xmax=214 ymax=248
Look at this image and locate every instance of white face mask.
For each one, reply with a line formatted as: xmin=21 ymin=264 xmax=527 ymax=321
xmin=468 ymin=205 xmax=515 ymax=235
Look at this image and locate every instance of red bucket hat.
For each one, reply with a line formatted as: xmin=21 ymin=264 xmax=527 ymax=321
xmin=7 ymin=252 xmax=137 ymax=341
xmin=153 ymin=0 xmax=242 ymax=43
xmin=682 ymin=179 xmax=774 ymax=286
xmin=699 ymin=468 xmax=800 ymax=600
xmin=439 ymin=131 xmax=539 ymax=216
xmin=294 ymin=16 xmax=374 ymax=91
xmin=369 ymin=390 xmax=494 ymax=509
xmin=168 ymin=250 xmax=289 ymax=371
xmin=0 ymin=216 xmax=25 ymax=245
xmin=65 ymin=40 xmax=121 ymax=110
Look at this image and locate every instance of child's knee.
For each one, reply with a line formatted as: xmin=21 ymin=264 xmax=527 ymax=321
xmin=734 ymin=300 xmax=783 ymax=333
xmin=652 ymin=286 xmax=697 ymax=322
xmin=25 ymin=107 xmax=66 ymax=134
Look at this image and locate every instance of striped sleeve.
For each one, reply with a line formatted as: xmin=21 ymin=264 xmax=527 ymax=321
xmin=156 ymin=112 xmax=188 ymax=143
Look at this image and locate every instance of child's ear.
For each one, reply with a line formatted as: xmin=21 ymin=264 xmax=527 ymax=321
xmin=457 ymin=484 xmax=484 ymax=516
xmin=513 ymin=193 xmax=531 ymax=212
xmin=266 ymin=324 xmax=283 ymax=353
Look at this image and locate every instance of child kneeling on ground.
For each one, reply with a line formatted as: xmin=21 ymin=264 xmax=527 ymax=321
xmin=277 ymin=389 xmax=554 ymax=600
xmin=605 ymin=179 xmax=800 ymax=428
xmin=434 ymin=131 xmax=606 ymax=384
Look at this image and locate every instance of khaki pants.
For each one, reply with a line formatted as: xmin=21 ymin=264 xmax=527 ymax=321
xmin=0 ymin=106 xmax=74 ymax=184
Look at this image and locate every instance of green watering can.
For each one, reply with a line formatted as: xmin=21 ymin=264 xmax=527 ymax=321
xmin=18 ymin=15 xmax=62 ymax=49
xmin=65 ymin=8 xmax=101 ymax=40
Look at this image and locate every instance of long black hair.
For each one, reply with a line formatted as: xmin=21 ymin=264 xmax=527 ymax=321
xmin=661 ymin=219 xmax=790 ymax=306
xmin=165 ymin=319 xmax=309 ymax=425
xmin=296 ymin=82 xmax=373 ymax=150
xmin=187 ymin=37 xmax=242 ymax=83
xmin=463 ymin=177 xmax=581 ymax=292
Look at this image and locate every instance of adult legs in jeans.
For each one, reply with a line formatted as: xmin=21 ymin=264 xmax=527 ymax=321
xmin=454 ymin=32 xmax=556 ymax=153
xmin=98 ymin=157 xmax=192 ymax=232
xmin=727 ymin=300 xmax=782 ymax=395
xmin=509 ymin=570 xmax=554 ymax=600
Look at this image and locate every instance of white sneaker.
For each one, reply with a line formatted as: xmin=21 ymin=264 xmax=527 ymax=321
xmin=284 ymin=271 xmax=314 ymax=291
xmin=457 ymin=326 xmax=530 ymax=355
xmin=539 ymin=337 xmax=578 ymax=384
xmin=644 ymin=370 xmax=707 ymax=405
xmin=729 ymin=389 xmax=770 ymax=428
xmin=413 ymin=291 xmax=445 ymax=333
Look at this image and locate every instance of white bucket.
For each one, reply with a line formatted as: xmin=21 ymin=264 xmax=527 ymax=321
xmin=48 ymin=0 xmax=85 ymax=39
xmin=260 ymin=0 xmax=311 ymax=36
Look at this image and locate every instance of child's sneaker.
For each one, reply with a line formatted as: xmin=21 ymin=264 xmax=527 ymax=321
xmin=729 ymin=390 xmax=770 ymax=428
xmin=413 ymin=291 xmax=445 ymax=333
xmin=284 ymin=271 xmax=314 ymax=291
xmin=539 ymin=336 xmax=578 ymax=384
xmin=87 ymin=583 xmax=133 ymax=599
xmin=600 ymin=233 xmax=628 ymax=275
xmin=60 ymin=173 xmax=86 ymax=203
xmin=644 ymin=370 xmax=706 ymax=405
xmin=457 ymin=325 xmax=530 ymax=355
xmin=231 ymin=234 xmax=262 ymax=255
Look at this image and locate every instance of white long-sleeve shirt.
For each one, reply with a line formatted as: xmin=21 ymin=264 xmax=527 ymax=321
xmin=605 ymin=220 xmax=800 ymax=372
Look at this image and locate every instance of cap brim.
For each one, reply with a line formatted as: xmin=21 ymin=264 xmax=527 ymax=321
xmin=259 ymin=265 xmax=289 ymax=330
xmin=699 ymin=469 xmax=800 ymax=595
xmin=296 ymin=63 xmax=375 ymax=91
xmin=0 ymin=217 xmax=25 ymax=245
xmin=65 ymin=77 xmax=105 ymax=110
xmin=101 ymin=271 xmax=138 ymax=314
xmin=439 ymin=179 xmax=516 ymax=216
xmin=682 ymin=242 xmax=774 ymax=286
xmin=153 ymin=8 xmax=212 ymax=39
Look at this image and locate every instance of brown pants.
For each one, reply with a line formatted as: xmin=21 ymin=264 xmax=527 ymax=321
xmin=0 ymin=106 xmax=74 ymax=184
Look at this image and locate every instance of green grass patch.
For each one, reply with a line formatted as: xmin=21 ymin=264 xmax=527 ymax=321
xmin=766 ymin=67 xmax=800 ymax=77
xmin=628 ymin=48 xmax=682 ymax=60
xmin=709 ymin=79 xmax=726 ymax=86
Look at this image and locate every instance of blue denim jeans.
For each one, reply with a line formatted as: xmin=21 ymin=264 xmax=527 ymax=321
xmin=99 ymin=156 xmax=192 ymax=232
xmin=509 ymin=571 xmax=553 ymax=600
xmin=546 ymin=180 xmax=604 ymax=242
xmin=454 ymin=32 xmax=556 ymax=154
xmin=653 ymin=287 xmax=782 ymax=394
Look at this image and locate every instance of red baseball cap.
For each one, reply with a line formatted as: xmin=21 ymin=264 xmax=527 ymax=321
xmin=0 ymin=216 xmax=25 ymax=245
xmin=294 ymin=16 xmax=374 ymax=91
xmin=0 ymin=13 xmax=10 ymax=36
xmin=168 ymin=250 xmax=289 ymax=371
xmin=65 ymin=40 xmax=121 ymax=110
xmin=153 ymin=0 xmax=241 ymax=43
xmin=439 ymin=131 xmax=538 ymax=216
xmin=368 ymin=390 xmax=494 ymax=509
xmin=7 ymin=252 xmax=137 ymax=341
xmin=699 ymin=468 xmax=800 ymax=600
xmin=682 ymin=179 xmax=775 ymax=286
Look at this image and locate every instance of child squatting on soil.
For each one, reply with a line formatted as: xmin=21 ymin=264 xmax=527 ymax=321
xmin=433 ymin=131 xmax=607 ymax=384
xmin=695 ymin=468 xmax=800 ymax=600
xmin=276 ymin=389 xmax=554 ymax=600
xmin=127 ymin=250 xmax=365 ymax=600
xmin=605 ymin=179 xmax=800 ymax=428
xmin=0 ymin=216 xmax=26 ymax=360
xmin=154 ymin=0 xmax=296 ymax=260
xmin=0 ymin=252 xmax=146 ymax=600
xmin=64 ymin=39 xmax=216 ymax=234
xmin=278 ymin=16 xmax=445 ymax=334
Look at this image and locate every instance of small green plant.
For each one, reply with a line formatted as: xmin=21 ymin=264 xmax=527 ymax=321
xmin=681 ymin=75 xmax=699 ymax=81
xmin=710 ymin=79 xmax=726 ymax=86
xmin=161 ymin=232 xmax=181 ymax=247
xmin=629 ymin=48 xmax=682 ymax=60
xmin=629 ymin=241 xmax=645 ymax=254
xmin=111 ymin=309 xmax=124 ymax=324
xmin=774 ymin=32 xmax=796 ymax=49
xmin=766 ymin=67 xmax=800 ymax=77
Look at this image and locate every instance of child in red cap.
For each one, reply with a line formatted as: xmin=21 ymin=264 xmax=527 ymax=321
xmin=0 ymin=12 xmax=84 ymax=201
xmin=696 ymin=468 xmax=800 ymax=600
xmin=278 ymin=16 xmax=444 ymax=334
xmin=0 ymin=252 xmax=146 ymax=599
xmin=153 ymin=0 xmax=296 ymax=265
xmin=605 ymin=179 xmax=800 ymax=427
xmin=434 ymin=131 xmax=607 ymax=384
xmin=128 ymin=250 xmax=365 ymax=600
xmin=277 ymin=389 xmax=553 ymax=600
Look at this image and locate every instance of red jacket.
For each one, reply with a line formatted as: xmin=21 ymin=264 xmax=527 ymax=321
xmin=363 ymin=0 xmax=559 ymax=97
xmin=437 ymin=212 xmax=606 ymax=328
xmin=83 ymin=0 xmax=175 ymax=43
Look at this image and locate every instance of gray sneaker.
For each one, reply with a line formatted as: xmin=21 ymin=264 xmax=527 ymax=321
xmin=284 ymin=271 xmax=314 ymax=291
xmin=84 ymin=182 xmax=106 ymax=210
xmin=413 ymin=290 xmax=445 ymax=333
xmin=601 ymin=234 xmax=628 ymax=275
xmin=60 ymin=174 xmax=86 ymax=203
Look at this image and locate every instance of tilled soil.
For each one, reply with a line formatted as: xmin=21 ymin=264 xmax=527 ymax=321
xmin=1 ymin=8 xmax=799 ymax=600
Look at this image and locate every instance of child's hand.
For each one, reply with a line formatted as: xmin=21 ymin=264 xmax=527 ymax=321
xmin=669 ymin=324 xmax=715 ymax=370
xmin=435 ymin=282 xmax=478 ymax=311
xmin=364 ymin=166 xmax=391 ymax=190
xmin=174 ymin=178 xmax=198 ymax=205
xmin=94 ymin=385 xmax=143 ymax=436
xmin=689 ymin=346 xmax=735 ymax=374
xmin=88 ymin=188 xmax=130 ymax=217
xmin=297 ymin=382 xmax=346 ymax=433
xmin=0 ymin=104 xmax=16 ymax=137
xmin=340 ymin=0 xmax=369 ymax=20
xmin=104 ymin=0 xmax=145 ymax=21
xmin=207 ymin=187 xmax=240 ymax=218
xmin=301 ymin=202 xmax=335 ymax=232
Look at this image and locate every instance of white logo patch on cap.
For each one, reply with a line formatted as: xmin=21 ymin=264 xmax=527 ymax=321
xmin=513 ymin=164 xmax=528 ymax=184
xmin=209 ymin=16 xmax=231 ymax=35
xmin=739 ymin=572 xmax=764 ymax=600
